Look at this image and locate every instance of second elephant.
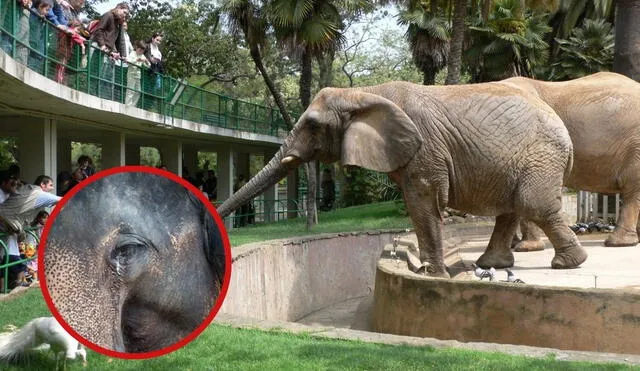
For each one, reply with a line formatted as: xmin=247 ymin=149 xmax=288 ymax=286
xmin=497 ymin=72 xmax=640 ymax=255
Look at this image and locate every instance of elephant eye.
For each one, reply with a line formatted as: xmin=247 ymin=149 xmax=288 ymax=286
xmin=108 ymin=234 xmax=155 ymax=279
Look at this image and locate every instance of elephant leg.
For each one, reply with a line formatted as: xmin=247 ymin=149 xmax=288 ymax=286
xmin=531 ymin=211 xmax=587 ymax=269
xmin=476 ymin=213 xmax=518 ymax=269
xmin=403 ymin=184 xmax=450 ymax=278
xmin=513 ymin=219 xmax=546 ymax=252
xmin=605 ymin=190 xmax=640 ymax=247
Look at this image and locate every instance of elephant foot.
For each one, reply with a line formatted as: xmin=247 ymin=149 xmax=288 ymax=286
xmin=510 ymin=235 xmax=521 ymax=249
xmin=551 ymin=244 xmax=588 ymax=269
xmin=604 ymin=229 xmax=638 ymax=247
xmin=476 ymin=249 xmax=514 ymax=269
xmin=513 ymin=240 xmax=545 ymax=252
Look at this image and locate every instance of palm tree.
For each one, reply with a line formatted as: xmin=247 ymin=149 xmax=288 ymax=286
xmin=465 ymin=0 xmax=551 ymax=82
xmin=613 ymin=0 xmax=640 ymax=81
xmin=222 ymin=0 xmax=294 ymax=129
xmin=398 ymin=4 xmax=450 ymax=85
xmin=551 ymin=18 xmax=614 ymax=80
xmin=445 ymin=0 xmax=469 ymax=84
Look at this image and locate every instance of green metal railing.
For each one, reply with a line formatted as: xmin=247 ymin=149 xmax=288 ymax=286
xmin=0 ymin=228 xmax=40 ymax=293
xmin=0 ymin=0 xmax=291 ymax=137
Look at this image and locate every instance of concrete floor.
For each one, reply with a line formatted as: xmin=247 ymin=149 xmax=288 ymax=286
xmin=295 ymin=233 xmax=640 ymax=330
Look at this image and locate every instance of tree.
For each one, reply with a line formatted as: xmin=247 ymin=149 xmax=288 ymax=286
xmin=445 ymin=0 xmax=469 ymax=84
xmin=398 ymin=3 xmax=450 ymax=85
xmin=222 ymin=0 xmax=295 ymax=128
xmin=465 ymin=0 xmax=551 ymax=82
xmin=613 ymin=0 xmax=640 ymax=81
xmin=550 ymin=18 xmax=614 ymax=80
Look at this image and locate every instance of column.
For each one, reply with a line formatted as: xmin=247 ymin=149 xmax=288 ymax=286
xmin=157 ymin=140 xmax=182 ymax=174
xmin=19 ymin=118 xmax=57 ymax=184
xmin=217 ymin=145 xmax=234 ymax=230
xmin=101 ymin=132 xmax=125 ymax=169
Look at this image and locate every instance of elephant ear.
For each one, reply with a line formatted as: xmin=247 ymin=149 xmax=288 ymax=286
xmin=341 ymin=92 xmax=423 ymax=173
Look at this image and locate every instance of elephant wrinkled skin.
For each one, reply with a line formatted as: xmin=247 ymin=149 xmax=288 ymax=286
xmin=44 ymin=171 xmax=226 ymax=353
xmin=218 ymin=81 xmax=588 ymax=277
xmin=503 ymin=72 xmax=640 ymax=251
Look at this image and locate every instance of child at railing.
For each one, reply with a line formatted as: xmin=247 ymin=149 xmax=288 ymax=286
xmin=125 ymin=40 xmax=150 ymax=107
xmin=27 ymin=0 xmax=53 ymax=73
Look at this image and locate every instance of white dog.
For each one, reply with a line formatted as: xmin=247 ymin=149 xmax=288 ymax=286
xmin=0 ymin=316 xmax=87 ymax=368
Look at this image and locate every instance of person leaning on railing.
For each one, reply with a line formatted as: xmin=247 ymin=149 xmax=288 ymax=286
xmin=0 ymin=0 xmax=32 ymax=65
xmin=26 ymin=0 xmax=53 ymax=74
xmin=88 ymin=2 xmax=129 ymax=98
xmin=125 ymin=39 xmax=150 ymax=107
xmin=49 ymin=0 xmax=86 ymax=83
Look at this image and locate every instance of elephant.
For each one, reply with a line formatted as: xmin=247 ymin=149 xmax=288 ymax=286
xmin=43 ymin=171 xmax=226 ymax=353
xmin=498 ymin=72 xmax=640 ymax=253
xmin=217 ymin=81 xmax=588 ymax=277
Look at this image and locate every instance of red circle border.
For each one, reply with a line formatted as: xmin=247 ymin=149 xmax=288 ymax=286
xmin=38 ymin=165 xmax=232 ymax=360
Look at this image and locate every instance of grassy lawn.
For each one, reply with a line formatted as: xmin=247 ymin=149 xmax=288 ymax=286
xmin=228 ymin=201 xmax=412 ymax=246
xmin=0 ymin=289 xmax=636 ymax=370
xmin=1 ymin=203 xmax=636 ymax=370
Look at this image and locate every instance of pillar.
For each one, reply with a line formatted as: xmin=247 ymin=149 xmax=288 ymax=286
xmin=101 ymin=132 xmax=125 ymax=169
xmin=262 ymin=151 xmax=278 ymax=223
xmin=156 ymin=140 xmax=182 ymax=174
xmin=19 ymin=118 xmax=57 ymax=185
xmin=217 ymin=145 xmax=234 ymax=230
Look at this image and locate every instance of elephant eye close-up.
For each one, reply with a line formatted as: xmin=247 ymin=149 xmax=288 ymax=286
xmin=108 ymin=234 xmax=153 ymax=281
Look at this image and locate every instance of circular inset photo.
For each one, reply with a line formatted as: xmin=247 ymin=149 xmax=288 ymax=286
xmin=40 ymin=166 xmax=231 ymax=359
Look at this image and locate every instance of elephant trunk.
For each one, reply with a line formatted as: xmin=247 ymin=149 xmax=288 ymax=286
xmin=217 ymin=148 xmax=291 ymax=218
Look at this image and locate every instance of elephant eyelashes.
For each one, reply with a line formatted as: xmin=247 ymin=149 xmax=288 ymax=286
xmin=108 ymin=234 xmax=153 ymax=281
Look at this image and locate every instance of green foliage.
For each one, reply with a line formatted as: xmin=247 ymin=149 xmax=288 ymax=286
xmin=339 ymin=168 xmax=401 ymax=208
xmin=140 ymin=146 xmax=161 ymax=167
xmin=197 ymin=151 xmax=218 ymax=171
xmin=0 ymin=138 xmax=18 ymax=171
xmin=398 ymin=5 xmax=450 ymax=84
xmin=466 ymin=0 xmax=551 ymax=82
xmin=549 ymin=18 xmax=614 ymax=80
xmin=127 ymin=0 xmax=253 ymax=80
xmin=70 ymin=142 xmax=101 ymax=170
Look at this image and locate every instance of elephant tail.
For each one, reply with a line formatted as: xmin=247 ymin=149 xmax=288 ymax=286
xmin=0 ymin=318 xmax=40 ymax=362
xmin=563 ymin=143 xmax=574 ymax=185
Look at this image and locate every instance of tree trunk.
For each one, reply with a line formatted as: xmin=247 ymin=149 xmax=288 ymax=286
xmin=299 ymin=48 xmax=318 ymax=228
xmin=613 ymin=0 xmax=640 ymax=82
xmin=250 ymin=45 xmax=294 ymax=129
xmin=446 ymin=0 xmax=468 ymax=85
xmin=317 ymin=49 xmax=335 ymax=89
xmin=423 ymin=67 xmax=437 ymax=85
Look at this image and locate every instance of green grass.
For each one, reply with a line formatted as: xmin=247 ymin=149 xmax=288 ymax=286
xmin=1 ymin=203 xmax=636 ymax=370
xmin=1 ymin=289 xmax=636 ymax=370
xmin=228 ymin=201 xmax=412 ymax=246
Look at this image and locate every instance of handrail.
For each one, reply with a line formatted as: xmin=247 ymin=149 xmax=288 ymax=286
xmin=0 ymin=228 xmax=39 ymax=293
xmin=0 ymin=0 xmax=292 ymax=137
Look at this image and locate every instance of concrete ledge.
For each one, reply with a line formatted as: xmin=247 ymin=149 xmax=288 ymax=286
xmin=373 ymin=251 xmax=640 ymax=355
xmin=220 ymin=222 xmax=495 ymax=322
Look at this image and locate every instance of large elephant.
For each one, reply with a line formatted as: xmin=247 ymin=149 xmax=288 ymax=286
xmin=218 ymin=81 xmax=588 ymax=277
xmin=43 ymin=170 xmax=226 ymax=353
xmin=500 ymin=72 xmax=640 ymax=253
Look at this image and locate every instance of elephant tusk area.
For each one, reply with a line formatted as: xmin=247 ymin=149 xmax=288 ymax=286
xmin=281 ymin=156 xmax=298 ymax=165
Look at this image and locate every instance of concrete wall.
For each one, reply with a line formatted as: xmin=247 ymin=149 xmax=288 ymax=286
xmin=373 ymin=250 xmax=640 ymax=355
xmin=220 ymin=230 xmax=407 ymax=321
xmin=220 ymin=222 xmax=496 ymax=322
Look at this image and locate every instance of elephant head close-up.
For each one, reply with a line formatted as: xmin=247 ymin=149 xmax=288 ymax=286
xmin=218 ymin=80 xmax=588 ymax=277
xmin=43 ymin=170 xmax=227 ymax=354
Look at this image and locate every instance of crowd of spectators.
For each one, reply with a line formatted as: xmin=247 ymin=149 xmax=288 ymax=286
xmin=1 ymin=0 xmax=166 ymax=108
xmin=0 ymin=165 xmax=61 ymax=292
